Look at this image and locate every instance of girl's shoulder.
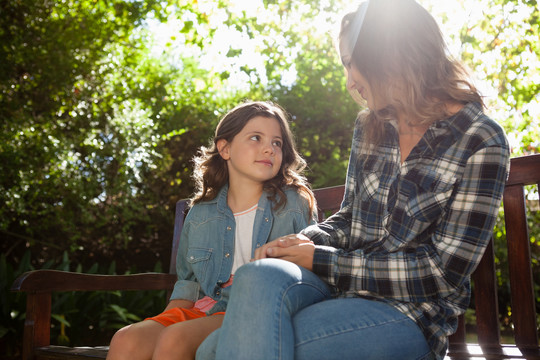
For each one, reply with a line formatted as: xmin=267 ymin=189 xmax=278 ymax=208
xmin=277 ymin=186 xmax=313 ymax=211
xmin=184 ymin=197 xmax=220 ymax=220
xmin=281 ymin=185 xmax=305 ymax=199
xmin=275 ymin=186 xmax=316 ymax=224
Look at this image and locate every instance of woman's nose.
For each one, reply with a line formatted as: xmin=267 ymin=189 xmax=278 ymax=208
xmin=346 ymin=72 xmax=356 ymax=90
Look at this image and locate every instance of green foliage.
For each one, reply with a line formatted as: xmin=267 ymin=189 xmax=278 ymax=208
xmin=454 ymin=0 xmax=540 ymax=154
xmin=0 ymin=0 xmax=231 ymax=271
xmin=270 ymin=31 xmax=359 ymax=187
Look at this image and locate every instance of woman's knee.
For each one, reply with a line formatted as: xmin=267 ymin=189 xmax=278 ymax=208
xmin=234 ymin=259 xmax=331 ymax=311
xmin=195 ymin=329 xmax=219 ymax=360
xmin=235 ymin=258 xmax=303 ymax=290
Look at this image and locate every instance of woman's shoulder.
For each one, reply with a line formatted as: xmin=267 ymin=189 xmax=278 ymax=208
xmin=461 ymin=103 xmax=508 ymax=148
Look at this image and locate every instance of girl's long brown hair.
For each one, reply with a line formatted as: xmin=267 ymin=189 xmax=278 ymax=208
xmin=340 ymin=0 xmax=483 ymax=147
xmin=190 ymin=101 xmax=315 ymax=216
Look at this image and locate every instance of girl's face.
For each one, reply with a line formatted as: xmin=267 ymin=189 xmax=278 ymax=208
xmin=218 ymin=116 xmax=283 ymax=186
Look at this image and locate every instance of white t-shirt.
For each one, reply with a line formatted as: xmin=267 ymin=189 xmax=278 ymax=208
xmin=232 ymin=203 xmax=258 ymax=274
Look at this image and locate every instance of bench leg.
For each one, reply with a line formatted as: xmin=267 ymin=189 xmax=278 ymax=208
xmin=23 ymin=292 xmax=51 ymax=360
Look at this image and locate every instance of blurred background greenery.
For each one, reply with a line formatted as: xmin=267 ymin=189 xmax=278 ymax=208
xmin=1 ymin=0 xmax=538 ymax=357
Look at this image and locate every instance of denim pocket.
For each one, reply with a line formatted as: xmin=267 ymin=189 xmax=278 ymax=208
xmin=186 ymin=247 xmax=212 ymax=283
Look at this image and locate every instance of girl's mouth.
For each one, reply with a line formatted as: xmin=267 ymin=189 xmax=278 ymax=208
xmin=257 ymin=160 xmax=273 ymax=167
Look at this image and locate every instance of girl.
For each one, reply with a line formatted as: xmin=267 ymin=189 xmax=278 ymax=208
xmin=107 ymin=101 xmax=316 ymax=360
xmin=203 ymin=1 xmax=510 ymax=360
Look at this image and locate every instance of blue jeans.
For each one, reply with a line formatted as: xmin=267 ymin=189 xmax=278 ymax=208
xmin=196 ymin=259 xmax=433 ymax=360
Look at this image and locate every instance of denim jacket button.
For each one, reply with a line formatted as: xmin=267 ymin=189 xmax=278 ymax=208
xmin=265 ymin=218 xmax=269 ymax=222
xmin=225 ymin=253 xmax=230 ymax=258
xmin=227 ymin=226 xmax=232 ymax=230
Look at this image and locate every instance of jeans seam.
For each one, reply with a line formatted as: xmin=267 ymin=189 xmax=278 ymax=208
xmin=294 ymin=315 xmax=413 ymax=347
xmin=279 ymin=281 xmax=330 ymax=360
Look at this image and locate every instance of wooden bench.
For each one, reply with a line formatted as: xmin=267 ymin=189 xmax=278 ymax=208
xmin=11 ymin=154 xmax=540 ymax=360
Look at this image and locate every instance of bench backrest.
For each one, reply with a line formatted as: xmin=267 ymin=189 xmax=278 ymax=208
xmin=169 ymin=154 xmax=540 ymax=353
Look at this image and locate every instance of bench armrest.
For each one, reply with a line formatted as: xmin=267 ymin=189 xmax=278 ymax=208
xmin=11 ymin=270 xmax=176 ymax=293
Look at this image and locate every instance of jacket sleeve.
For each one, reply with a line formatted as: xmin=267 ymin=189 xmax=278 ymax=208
xmin=169 ymin=209 xmax=202 ymax=302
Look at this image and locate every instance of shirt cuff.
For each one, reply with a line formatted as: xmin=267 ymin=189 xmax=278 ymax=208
xmin=301 ymin=224 xmax=325 ymax=243
xmin=169 ymin=280 xmax=201 ymax=302
xmin=312 ymin=245 xmax=337 ymax=279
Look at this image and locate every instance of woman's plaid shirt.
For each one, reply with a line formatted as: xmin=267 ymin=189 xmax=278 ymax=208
xmin=302 ymin=102 xmax=510 ymax=359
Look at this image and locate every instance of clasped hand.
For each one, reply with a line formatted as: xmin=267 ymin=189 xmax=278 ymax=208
xmin=252 ymin=233 xmax=315 ymax=270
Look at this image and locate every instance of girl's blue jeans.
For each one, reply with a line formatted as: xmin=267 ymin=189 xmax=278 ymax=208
xmin=196 ymin=258 xmax=433 ymax=360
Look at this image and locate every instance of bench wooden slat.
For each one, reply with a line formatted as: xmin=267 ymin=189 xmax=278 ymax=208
xmin=168 ymin=200 xmax=188 ymax=274
xmin=12 ymin=270 xmax=176 ymax=293
xmin=472 ymin=240 xmax=501 ymax=347
xmin=24 ymin=292 xmax=52 ymax=360
xmin=313 ymin=185 xmax=345 ymax=221
xmin=35 ymin=346 xmax=108 ymax=359
xmin=505 ymin=184 xmax=538 ymax=348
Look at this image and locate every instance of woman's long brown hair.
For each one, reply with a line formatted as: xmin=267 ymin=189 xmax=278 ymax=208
xmin=340 ymin=0 xmax=483 ymax=148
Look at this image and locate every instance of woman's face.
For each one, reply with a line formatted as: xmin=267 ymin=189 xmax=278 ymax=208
xmin=339 ymin=39 xmax=380 ymax=110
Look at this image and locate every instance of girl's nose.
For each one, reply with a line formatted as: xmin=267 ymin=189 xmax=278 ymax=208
xmin=263 ymin=141 xmax=275 ymax=155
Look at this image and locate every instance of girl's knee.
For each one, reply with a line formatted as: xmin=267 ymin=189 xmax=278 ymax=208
xmin=107 ymin=321 xmax=163 ymax=360
xmin=154 ymin=326 xmax=196 ymax=359
xmin=107 ymin=325 xmax=140 ymax=358
xmin=109 ymin=325 xmax=133 ymax=348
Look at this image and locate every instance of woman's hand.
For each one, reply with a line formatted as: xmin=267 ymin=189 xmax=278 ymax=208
xmin=252 ymin=234 xmax=315 ymax=270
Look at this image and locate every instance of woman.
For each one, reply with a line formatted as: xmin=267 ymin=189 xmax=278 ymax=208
xmin=198 ymin=1 xmax=510 ymax=359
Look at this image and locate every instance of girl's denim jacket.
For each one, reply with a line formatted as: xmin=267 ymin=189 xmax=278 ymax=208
xmin=170 ymin=184 xmax=316 ymax=314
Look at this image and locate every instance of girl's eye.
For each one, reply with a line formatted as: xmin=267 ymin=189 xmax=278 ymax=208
xmin=272 ymin=140 xmax=282 ymax=148
xmin=250 ymin=135 xmax=260 ymax=141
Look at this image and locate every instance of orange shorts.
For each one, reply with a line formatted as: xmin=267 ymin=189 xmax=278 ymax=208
xmin=145 ymin=307 xmax=225 ymax=327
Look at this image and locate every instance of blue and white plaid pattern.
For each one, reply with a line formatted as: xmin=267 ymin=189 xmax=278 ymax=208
xmin=302 ymin=102 xmax=510 ymax=359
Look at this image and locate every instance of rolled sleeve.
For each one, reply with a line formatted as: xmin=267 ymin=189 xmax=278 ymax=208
xmin=170 ymin=279 xmax=201 ymax=302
